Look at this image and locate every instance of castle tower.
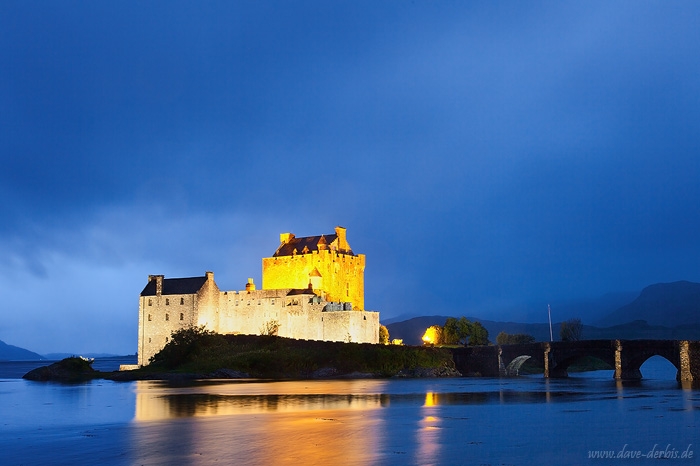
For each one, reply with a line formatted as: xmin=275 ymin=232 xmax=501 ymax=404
xmin=262 ymin=226 xmax=365 ymax=309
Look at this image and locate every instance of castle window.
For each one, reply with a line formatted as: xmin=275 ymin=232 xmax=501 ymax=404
xmin=180 ymin=297 xmax=185 ymax=305
xmin=148 ymin=337 xmax=151 ymax=343
xmin=165 ymin=313 xmax=169 ymax=321
xmin=271 ymin=299 xmax=275 ymax=305
xmin=180 ymin=313 xmax=184 ymax=321
xmin=235 ymin=300 xmax=239 ymax=306
xmin=258 ymin=300 xmax=261 ymax=305
xmin=364 ymin=316 xmax=366 ymax=320
xmin=148 ymin=298 xmax=152 ymax=306
xmin=165 ymin=337 xmax=169 ymax=342
xmin=148 ymin=314 xmax=152 ymax=322
xmin=166 ymin=298 xmax=170 ymax=305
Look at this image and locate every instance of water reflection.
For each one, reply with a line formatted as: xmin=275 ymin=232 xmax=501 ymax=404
xmin=134 ymin=380 xmax=599 ymax=422
xmin=1 ymin=361 xmax=697 ymax=465
xmin=134 ymin=380 xmax=393 ymax=421
xmin=132 ymin=380 xmax=388 ymax=465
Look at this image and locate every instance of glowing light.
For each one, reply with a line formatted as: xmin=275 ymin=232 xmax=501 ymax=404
xmin=422 ymin=326 xmax=440 ymax=345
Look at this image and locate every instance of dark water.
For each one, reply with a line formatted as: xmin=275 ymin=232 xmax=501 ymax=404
xmin=1 ymin=357 xmax=698 ymax=465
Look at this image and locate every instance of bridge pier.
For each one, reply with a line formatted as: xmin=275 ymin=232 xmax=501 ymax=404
xmin=679 ymin=340 xmax=700 ymax=382
xmin=613 ymin=340 xmax=641 ymax=380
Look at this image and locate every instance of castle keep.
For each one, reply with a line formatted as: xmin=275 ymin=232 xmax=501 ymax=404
xmin=137 ymin=227 xmax=379 ymax=366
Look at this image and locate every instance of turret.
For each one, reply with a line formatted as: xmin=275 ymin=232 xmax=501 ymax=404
xmin=246 ymin=278 xmax=256 ymax=292
xmin=335 ymin=226 xmax=350 ymax=253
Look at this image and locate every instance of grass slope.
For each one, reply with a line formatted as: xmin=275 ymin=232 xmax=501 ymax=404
xmin=145 ymin=329 xmax=457 ymax=378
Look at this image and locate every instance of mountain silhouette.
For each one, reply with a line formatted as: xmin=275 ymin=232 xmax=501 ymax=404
xmin=0 ymin=339 xmax=45 ymax=361
xmin=596 ymin=281 xmax=700 ymax=327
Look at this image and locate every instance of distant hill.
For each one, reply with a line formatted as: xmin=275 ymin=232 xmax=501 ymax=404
xmin=387 ymin=316 xmax=700 ymax=346
xmin=596 ymin=281 xmax=700 ymax=327
xmin=43 ymin=353 xmax=122 ymax=360
xmin=0 ymin=340 xmax=45 ymax=361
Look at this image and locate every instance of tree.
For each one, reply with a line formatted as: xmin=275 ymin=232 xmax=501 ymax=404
xmin=443 ymin=317 xmax=472 ymax=345
xmin=260 ymin=320 xmax=280 ymax=336
xmin=442 ymin=317 xmax=489 ymax=346
xmin=560 ymin=318 xmax=583 ymax=341
xmin=496 ymin=332 xmax=536 ymax=345
xmin=149 ymin=325 xmax=219 ymax=368
xmin=468 ymin=321 xmax=489 ymax=346
xmin=379 ymin=325 xmax=390 ymax=345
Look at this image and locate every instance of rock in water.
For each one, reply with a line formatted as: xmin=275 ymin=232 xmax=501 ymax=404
xmin=23 ymin=357 xmax=98 ymax=382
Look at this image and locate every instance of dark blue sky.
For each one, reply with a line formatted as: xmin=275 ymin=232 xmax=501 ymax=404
xmin=2 ymin=1 xmax=699 ymax=354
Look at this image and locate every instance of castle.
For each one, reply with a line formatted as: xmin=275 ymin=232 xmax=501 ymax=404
xmin=137 ymin=226 xmax=380 ymax=366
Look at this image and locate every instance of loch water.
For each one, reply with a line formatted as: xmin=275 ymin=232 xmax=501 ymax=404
xmin=1 ymin=357 xmax=698 ymax=465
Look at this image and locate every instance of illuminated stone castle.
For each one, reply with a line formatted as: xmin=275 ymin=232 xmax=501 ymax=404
xmin=137 ymin=227 xmax=379 ymax=366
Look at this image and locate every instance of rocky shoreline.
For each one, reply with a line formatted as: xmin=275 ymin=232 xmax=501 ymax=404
xmin=23 ymin=357 xmax=462 ymax=382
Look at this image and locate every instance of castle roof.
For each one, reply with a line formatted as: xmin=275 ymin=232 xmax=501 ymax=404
xmin=140 ymin=276 xmax=208 ymax=296
xmin=273 ymin=233 xmax=355 ymax=257
xmin=286 ymin=288 xmax=317 ymax=296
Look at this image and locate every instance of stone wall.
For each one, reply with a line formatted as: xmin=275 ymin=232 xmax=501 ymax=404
xmin=137 ymin=293 xmax=197 ymax=366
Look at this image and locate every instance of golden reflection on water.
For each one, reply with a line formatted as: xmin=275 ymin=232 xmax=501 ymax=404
xmin=131 ymin=380 xmax=388 ymax=465
xmin=134 ymin=380 xmax=389 ymax=421
xmin=417 ymin=395 xmax=442 ymax=466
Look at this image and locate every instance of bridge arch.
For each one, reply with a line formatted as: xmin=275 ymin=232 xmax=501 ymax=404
xmin=505 ymin=355 xmax=532 ymax=376
xmin=639 ymin=355 xmax=680 ymax=379
xmin=498 ymin=343 xmax=547 ymax=377
xmin=547 ymin=354 xmax=615 ymax=378
xmin=546 ymin=341 xmax=617 ymax=378
xmin=622 ymin=351 xmax=681 ymax=380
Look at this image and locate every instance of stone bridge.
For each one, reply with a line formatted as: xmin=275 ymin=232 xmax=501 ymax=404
xmin=451 ymin=340 xmax=700 ymax=381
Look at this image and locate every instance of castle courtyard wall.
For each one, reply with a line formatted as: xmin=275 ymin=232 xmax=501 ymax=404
xmin=321 ymin=310 xmax=380 ymax=344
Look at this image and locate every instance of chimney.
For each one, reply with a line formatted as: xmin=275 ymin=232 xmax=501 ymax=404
xmin=205 ymin=271 xmax=214 ymax=281
xmin=154 ymin=275 xmax=164 ymax=296
xmin=280 ymin=232 xmax=294 ymax=244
